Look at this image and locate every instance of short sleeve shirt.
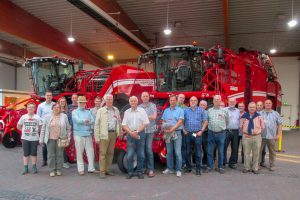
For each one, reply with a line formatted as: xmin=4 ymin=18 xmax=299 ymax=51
xmin=18 ymin=114 xmax=42 ymax=141
xmin=184 ymin=107 xmax=207 ymax=132
xmin=138 ymin=102 xmax=157 ymax=133
xmin=162 ymin=106 xmax=184 ymax=130
xmin=207 ymin=107 xmax=229 ymax=132
xmin=260 ymin=110 xmax=282 ymax=139
xmin=122 ymin=107 xmax=150 ymax=131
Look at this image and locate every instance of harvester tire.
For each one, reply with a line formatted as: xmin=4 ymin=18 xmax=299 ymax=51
xmin=2 ymin=130 xmax=20 ymax=148
xmin=117 ymin=150 xmax=137 ymax=173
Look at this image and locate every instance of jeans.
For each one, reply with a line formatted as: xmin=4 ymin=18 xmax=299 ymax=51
xmin=126 ymin=132 xmax=146 ymax=175
xmin=207 ymin=130 xmax=226 ymax=169
xmin=261 ymin=143 xmax=267 ymax=163
xmin=166 ymin=130 xmax=182 ymax=172
xmin=238 ymin=135 xmax=244 ymax=163
xmin=223 ymin=129 xmax=239 ymax=165
xmin=186 ymin=132 xmax=202 ymax=171
xmin=202 ymin=130 xmax=208 ymax=165
xmin=181 ymin=130 xmax=188 ymax=166
xmin=145 ymin=132 xmax=154 ymax=171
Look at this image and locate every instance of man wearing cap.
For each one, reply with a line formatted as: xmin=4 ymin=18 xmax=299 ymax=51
xmin=72 ymin=96 xmax=97 ymax=175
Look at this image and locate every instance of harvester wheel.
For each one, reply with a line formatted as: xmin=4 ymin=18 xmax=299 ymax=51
xmin=117 ymin=150 xmax=137 ymax=173
xmin=2 ymin=130 xmax=20 ymax=148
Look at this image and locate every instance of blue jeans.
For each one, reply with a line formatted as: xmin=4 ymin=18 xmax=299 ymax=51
xmin=166 ymin=130 xmax=182 ymax=172
xmin=145 ymin=132 xmax=154 ymax=171
xmin=126 ymin=132 xmax=146 ymax=175
xmin=261 ymin=143 xmax=267 ymax=163
xmin=181 ymin=131 xmax=188 ymax=166
xmin=223 ymin=129 xmax=239 ymax=165
xmin=186 ymin=132 xmax=202 ymax=171
xmin=207 ymin=130 xmax=226 ymax=169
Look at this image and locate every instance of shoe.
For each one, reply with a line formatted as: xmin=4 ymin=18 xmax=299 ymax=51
xmin=218 ymin=168 xmax=225 ymax=174
xmin=176 ymin=171 xmax=182 ymax=177
xmin=138 ymin=173 xmax=144 ymax=179
xmin=99 ymin=172 xmax=106 ymax=179
xmin=88 ymin=169 xmax=100 ymax=174
xmin=184 ymin=168 xmax=192 ymax=173
xmin=252 ymin=170 xmax=259 ymax=174
xmin=56 ymin=171 xmax=62 ymax=176
xmin=242 ymin=169 xmax=250 ymax=173
xmin=229 ymin=164 xmax=237 ymax=169
xmin=42 ymin=161 xmax=47 ymax=167
xmin=162 ymin=169 xmax=174 ymax=174
xmin=269 ymin=167 xmax=275 ymax=171
xmin=78 ymin=171 xmax=85 ymax=176
xmin=50 ymin=172 xmax=55 ymax=177
xmin=260 ymin=162 xmax=267 ymax=168
xmin=63 ymin=163 xmax=70 ymax=169
xmin=148 ymin=170 xmax=155 ymax=178
xmin=32 ymin=165 xmax=37 ymax=174
xmin=196 ymin=170 xmax=201 ymax=176
xmin=105 ymin=171 xmax=115 ymax=176
xmin=204 ymin=168 xmax=212 ymax=173
xmin=126 ymin=174 xmax=133 ymax=179
xmin=22 ymin=165 xmax=29 ymax=175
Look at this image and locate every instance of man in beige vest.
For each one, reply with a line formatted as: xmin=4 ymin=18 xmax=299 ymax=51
xmin=94 ymin=94 xmax=121 ymax=179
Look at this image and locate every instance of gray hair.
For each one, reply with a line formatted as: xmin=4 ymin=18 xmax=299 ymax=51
xmin=213 ymin=95 xmax=222 ymax=100
xmin=248 ymin=101 xmax=256 ymax=107
xmin=129 ymin=96 xmax=138 ymax=102
xmin=199 ymin=100 xmax=207 ymax=106
xmin=103 ymin=94 xmax=113 ymax=101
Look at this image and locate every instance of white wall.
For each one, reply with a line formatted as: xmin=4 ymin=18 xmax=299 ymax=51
xmin=272 ymin=56 xmax=300 ymax=125
xmin=17 ymin=67 xmax=32 ymax=91
xmin=0 ymin=62 xmax=15 ymax=90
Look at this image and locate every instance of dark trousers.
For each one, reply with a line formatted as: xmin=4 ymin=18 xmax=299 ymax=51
xmin=238 ymin=135 xmax=244 ymax=163
xmin=223 ymin=129 xmax=239 ymax=165
xmin=261 ymin=143 xmax=267 ymax=163
xmin=202 ymin=130 xmax=208 ymax=165
xmin=181 ymin=131 xmax=188 ymax=166
xmin=186 ymin=133 xmax=202 ymax=171
xmin=63 ymin=149 xmax=68 ymax=163
xmin=43 ymin=144 xmax=48 ymax=162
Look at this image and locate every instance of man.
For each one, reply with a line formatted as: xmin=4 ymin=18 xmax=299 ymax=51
xmin=199 ymin=100 xmax=209 ymax=167
xmin=240 ymin=102 xmax=264 ymax=174
xmin=237 ymin=102 xmax=246 ymax=163
xmin=205 ymin=95 xmax=229 ymax=174
xmin=257 ymin=101 xmax=267 ymax=167
xmin=122 ymin=96 xmax=149 ymax=179
xmin=162 ymin=94 xmax=184 ymax=177
xmin=72 ymin=96 xmax=97 ymax=175
xmin=223 ymin=98 xmax=240 ymax=169
xmin=37 ymin=91 xmax=55 ymax=166
xmin=260 ymin=99 xmax=282 ymax=171
xmin=138 ymin=92 xmax=157 ymax=177
xmin=183 ymin=97 xmax=208 ymax=176
xmin=177 ymin=93 xmax=188 ymax=170
xmin=94 ymin=94 xmax=121 ymax=179
xmin=90 ymin=97 xmax=102 ymax=118
xmin=68 ymin=93 xmax=78 ymax=126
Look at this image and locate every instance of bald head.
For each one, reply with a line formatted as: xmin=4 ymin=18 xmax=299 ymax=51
xmin=189 ymin=96 xmax=198 ymax=108
xmin=256 ymin=101 xmax=264 ymax=111
xmin=199 ymin=100 xmax=208 ymax=110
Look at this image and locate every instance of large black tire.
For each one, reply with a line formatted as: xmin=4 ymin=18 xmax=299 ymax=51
xmin=2 ymin=130 xmax=20 ymax=148
xmin=117 ymin=150 xmax=137 ymax=173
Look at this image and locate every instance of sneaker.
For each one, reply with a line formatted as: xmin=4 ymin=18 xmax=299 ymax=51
xmin=32 ymin=165 xmax=37 ymax=174
xmin=176 ymin=171 xmax=182 ymax=177
xmin=99 ymin=172 xmax=106 ymax=179
xmin=78 ymin=171 xmax=85 ymax=176
xmin=196 ymin=170 xmax=201 ymax=176
xmin=22 ymin=165 xmax=29 ymax=175
xmin=63 ymin=163 xmax=70 ymax=169
xmin=56 ymin=171 xmax=62 ymax=176
xmin=50 ymin=172 xmax=56 ymax=177
xmin=218 ymin=168 xmax=225 ymax=174
xmin=138 ymin=173 xmax=144 ymax=179
xmin=162 ymin=169 xmax=174 ymax=174
xmin=105 ymin=171 xmax=115 ymax=176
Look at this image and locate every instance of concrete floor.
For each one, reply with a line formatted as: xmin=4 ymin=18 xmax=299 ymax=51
xmin=0 ymin=131 xmax=299 ymax=200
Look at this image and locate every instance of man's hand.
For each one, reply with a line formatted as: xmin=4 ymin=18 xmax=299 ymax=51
xmin=197 ymin=130 xmax=203 ymax=137
xmin=275 ymin=134 xmax=280 ymax=140
xmin=95 ymin=140 xmax=100 ymax=144
xmin=85 ymin=118 xmax=90 ymax=124
xmin=130 ymin=131 xmax=138 ymax=139
xmin=183 ymin=129 xmax=188 ymax=135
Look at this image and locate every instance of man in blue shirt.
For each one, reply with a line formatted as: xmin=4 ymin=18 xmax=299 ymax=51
xmin=162 ymin=94 xmax=184 ymax=177
xmin=224 ymin=98 xmax=240 ymax=169
xmin=183 ymin=96 xmax=208 ymax=176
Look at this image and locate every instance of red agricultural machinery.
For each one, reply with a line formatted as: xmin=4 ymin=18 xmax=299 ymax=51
xmin=0 ymin=45 xmax=281 ymax=173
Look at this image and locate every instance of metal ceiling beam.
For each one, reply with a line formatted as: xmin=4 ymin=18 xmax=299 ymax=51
xmin=0 ymin=0 xmax=107 ymax=68
xmin=0 ymin=39 xmax=40 ymax=59
xmin=68 ymin=0 xmax=150 ymax=53
xmin=271 ymin=52 xmax=300 ymax=57
xmin=222 ymin=0 xmax=229 ymax=48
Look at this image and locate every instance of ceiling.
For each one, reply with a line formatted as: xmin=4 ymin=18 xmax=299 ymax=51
xmin=0 ymin=0 xmax=299 ymax=68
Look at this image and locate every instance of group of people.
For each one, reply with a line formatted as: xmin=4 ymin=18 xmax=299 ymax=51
xmin=17 ymin=91 xmax=282 ymax=179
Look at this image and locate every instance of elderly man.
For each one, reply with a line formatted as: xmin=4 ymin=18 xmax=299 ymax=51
xmin=183 ymin=97 xmax=208 ymax=176
xmin=223 ymin=98 xmax=240 ymax=169
xmin=94 ymin=94 xmax=121 ymax=179
xmin=238 ymin=102 xmax=246 ymax=163
xmin=199 ymin=100 xmax=209 ymax=167
xmin=138 ymin=92 xmax=157 ymax=177
xmin=122 ymin=96 xmax=149 ymax=179
xmin=162 ymin=94 xmax=184 ymax=177
xmin=72 ymin=96 xmax=97 ymax=175
xmin=260 ymin=99 xmax=282 ymax=171
xmin=37 ymin=91 xmax=55 ymax=166
xmin=205 ymin=95 xmax=229 ymax=174
xmin=240 ymin=102 xmax=264 ymax=174
xmin=256 ymin=101 xmax=267 ymax=167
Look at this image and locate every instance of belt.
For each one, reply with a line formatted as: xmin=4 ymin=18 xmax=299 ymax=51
xmin=209 ymin=129 xmax=224 ymax=134
xmin=226 ymin=129 xmax=239 ymax=132
xmin=108 ymin=130 xmax=115 ymax=133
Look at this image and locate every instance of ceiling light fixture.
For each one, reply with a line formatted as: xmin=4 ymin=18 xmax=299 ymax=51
xmin=288 ymin=0 xmax=298 ymax=27
xmin=163 ymin=0 xmax=171 ymax=35
xmin=269 ymin=32 xmax=277 ymax=54
xmin=107 ymin=54 xmax=114 ymax=60
xmin=270 ymin=48 xmax=277 ymax=54
xmin=68 ymin=9 xmax=75 ymax=42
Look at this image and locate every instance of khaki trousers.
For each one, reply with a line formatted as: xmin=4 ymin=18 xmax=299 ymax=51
xmin=260 ymin=138 xmax=276 ymax=167
xmin=242 ymin=134 xmax=262 ymax=171
xmin=99 ymin=132 xmax=117 ymax=173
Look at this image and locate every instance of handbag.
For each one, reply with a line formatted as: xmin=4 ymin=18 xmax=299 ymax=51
xmin=58 ymin=137 xmax=70 ymax=148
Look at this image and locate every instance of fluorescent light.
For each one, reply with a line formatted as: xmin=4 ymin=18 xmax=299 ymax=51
xmin=270 ymin=48 xmax=277 ymax=54
xmin=107 ymin=54 xmax=114 ymax=60
xmin=288 ymin=19 xmax=298 ymax=27
xmin=164 ymin=28 xmax=172 ymax=35
xmin=68 ymin=36 xmax=75 ymax=42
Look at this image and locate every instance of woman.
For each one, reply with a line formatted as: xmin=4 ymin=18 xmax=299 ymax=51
xmin=58 ymin=96 xmax=71 ymax=169
xmin=17 ymin=102 xmax=42 ymax=175
xmin=240 ymin=102 xmax=265 ymax=174
xmin=40 ymin=103 xmax=71 ymax=177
